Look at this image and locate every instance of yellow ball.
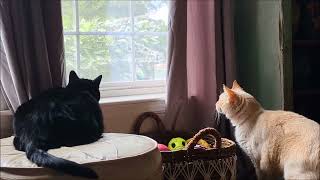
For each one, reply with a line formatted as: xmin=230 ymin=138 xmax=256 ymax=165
xmin=168 ymin=137 xmax=186 ymax=151
xmin=198 ymin=139 xmax=211 ymax=149
xmin=186 ymin=138 xmax=211 ymax=149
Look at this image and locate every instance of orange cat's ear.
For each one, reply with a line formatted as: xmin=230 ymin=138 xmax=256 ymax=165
xmin=232 ymin=80 xmax=242 ymax=90
xmin=223 ymin=85 xmax=238 ymax=103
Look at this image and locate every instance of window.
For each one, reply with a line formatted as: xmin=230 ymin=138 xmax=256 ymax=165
xmin=62 ymin=0 xmax=169 ymax=98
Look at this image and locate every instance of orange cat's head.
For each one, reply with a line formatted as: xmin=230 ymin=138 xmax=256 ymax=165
xmin=215 ymin=80 xmax=262 ymax=126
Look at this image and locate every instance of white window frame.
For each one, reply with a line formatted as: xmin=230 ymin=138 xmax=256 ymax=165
xmin=63 ymin=0 xmax=168 ymax=98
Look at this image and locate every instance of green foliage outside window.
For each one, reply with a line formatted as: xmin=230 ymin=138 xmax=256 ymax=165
xmin=62 ymin=1 xmax=168 ymax=82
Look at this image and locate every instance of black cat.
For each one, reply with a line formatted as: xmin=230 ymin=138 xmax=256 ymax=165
xmin=13 ymin=71 xmax=104 ymax=179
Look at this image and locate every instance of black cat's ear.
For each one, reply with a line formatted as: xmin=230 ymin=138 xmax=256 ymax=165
xmin=94 ymin=75 xmax=102 ymax=87
xmin=69 ymin=70 xmax=79 ymax=82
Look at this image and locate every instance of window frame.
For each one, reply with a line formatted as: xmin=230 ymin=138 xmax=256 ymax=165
xmin=63 ymin=0 xmax=168 ymax=98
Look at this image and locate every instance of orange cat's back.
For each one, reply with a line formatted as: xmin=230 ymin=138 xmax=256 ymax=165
xmin=260 ymin=110 xmax=319 ymax=135
xmin=258 ymin=110 xmax=320 ymax=177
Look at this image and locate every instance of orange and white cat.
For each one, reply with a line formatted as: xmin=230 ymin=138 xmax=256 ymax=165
xmin=216 ymin=81 xmax=320 ymax=180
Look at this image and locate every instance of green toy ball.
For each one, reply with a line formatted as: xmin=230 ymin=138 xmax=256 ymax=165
xmin=168 ymin=137 xmax=186 ymax=151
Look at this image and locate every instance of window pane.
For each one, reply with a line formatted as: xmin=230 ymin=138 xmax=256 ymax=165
xmin=64 ymin=35 xmax=77 ymax=77
xmin=61 ymin=0 xmax=75 ymax=32
xmin=79 ymin=35 xmax=132 ymax=82
xmin=136 ymin=60 xmax=166 ymax=81
xmin=62 ymin=0 xmax=169 ymax=92
xmin=134 ymin=35 xmax=167 ymax=80
xmin=133 ymin=1 xmax=168 ymax=32
xmin=79 ymin=1 xmax=131 ymax=32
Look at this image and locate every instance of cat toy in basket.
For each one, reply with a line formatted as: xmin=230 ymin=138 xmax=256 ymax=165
xmin=133 ymin=112 xmax=237 ymax=180
xmin=133 ymin=112 xmax=192 ymax=146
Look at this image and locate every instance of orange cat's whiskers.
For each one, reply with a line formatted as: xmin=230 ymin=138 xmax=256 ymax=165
xmin=214 ymin=111 xmax=221 ymax=126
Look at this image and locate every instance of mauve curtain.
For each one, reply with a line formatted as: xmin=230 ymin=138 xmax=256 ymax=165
xmin=166 ymin=0 xmax=235 ymax=135
xmin=0 ymin=0 xmax=65 ymax=112
xmin=166 ymin=1 xmax=257 ymax=178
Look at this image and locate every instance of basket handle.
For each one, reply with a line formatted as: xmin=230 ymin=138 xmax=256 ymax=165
xmin=133 ymin=112 xmax=166 ymax=134
xmin=186 ymin=128 xmax=222 ymax=150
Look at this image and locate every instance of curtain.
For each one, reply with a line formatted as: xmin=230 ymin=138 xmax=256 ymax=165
xmin=166 ymin=0 xmax=235 ymax=134
xmin=0 ymin=0 xmax=65 ymax=112
xmin=166 ymin=0 xmax=256 ymax=178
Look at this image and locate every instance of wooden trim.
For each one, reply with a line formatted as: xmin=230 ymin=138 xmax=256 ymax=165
xmin=280 ymin=0 xmax=293 ymax=110
xmin=0 ymin=110 xmax=13 ymax=138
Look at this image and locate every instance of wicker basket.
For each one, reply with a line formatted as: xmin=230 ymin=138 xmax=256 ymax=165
xmin=133 ymin=112 xmax=237 ymax=180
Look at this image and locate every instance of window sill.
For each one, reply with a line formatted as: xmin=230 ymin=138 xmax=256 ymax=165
xmin=0 ymin=110 xmax=11 ymax=115
xmin=0 ymin=93 xmax=167 ymax=136
xmin=99 ymin=93 xmax=166 ymax=106
xmin=0 ymin=93 xmax=166 ymax=114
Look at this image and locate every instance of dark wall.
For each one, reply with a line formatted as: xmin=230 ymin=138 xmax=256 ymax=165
xmin=234 ymin=0 xmax=288 ymax=110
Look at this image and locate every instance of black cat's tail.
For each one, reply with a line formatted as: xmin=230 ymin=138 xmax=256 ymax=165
xmin=25 ymin=145 xmax=98 ymax=179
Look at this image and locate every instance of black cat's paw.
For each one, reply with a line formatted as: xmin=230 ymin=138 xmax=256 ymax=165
xmin=13 ymin=136 xmax=24 ymax=151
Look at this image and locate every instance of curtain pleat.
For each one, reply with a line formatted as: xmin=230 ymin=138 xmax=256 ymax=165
xmin=166 ymin=0 xmax=236 ymax=134
xmin=0 ymin=0 xmax=65 ymax=112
